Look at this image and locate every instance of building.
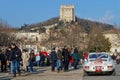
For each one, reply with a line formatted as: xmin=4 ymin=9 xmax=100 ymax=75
xmin=104 ymin=30 xmax=120 ymax=54
xmin=15 ymin=32 xmax=49 ymax=42
xmin=60 ymin=5 xmax=75 ymax=22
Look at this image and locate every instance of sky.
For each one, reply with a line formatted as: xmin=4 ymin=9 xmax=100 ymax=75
xmin=0 ymin=0 xmax=120 ymax=28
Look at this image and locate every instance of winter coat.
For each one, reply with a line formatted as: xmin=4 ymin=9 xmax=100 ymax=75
xmin=116 ymin=55 xmax=120 ymax=60
xmin=72 ymin=53 xmax=79 ymax=61
xmin=84 ymin=53 xmax=88 ymax=60
xmin=10 ymin=47 xmax=22 ymax=61
xmin=57 ymin=50 xmax=62 ymax=60
xmin=50 ymin=51 xmax=57 ymax=61
xmin=62 ymin=48 xmax=70 ymax=61
xmin=29 ymin=53 xmax=35 ymax=62
xmin=40 ymin=54 xmax=45 ymax=62
xmin=112 ymin=54 xmax=116 ymax=60
xmin=22 ymin=52 xmax=30 ymax=70
xmin=6 ymin=50 xmax=11 ymax=61
xmin=0 ymin=53 xmax=7 ymax=62
xmin=70 ymin=55 xmax=74 ymax=63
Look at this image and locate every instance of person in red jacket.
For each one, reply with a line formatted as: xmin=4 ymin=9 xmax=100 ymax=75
xmin=84 ymin=52 xmax=88 ymax=61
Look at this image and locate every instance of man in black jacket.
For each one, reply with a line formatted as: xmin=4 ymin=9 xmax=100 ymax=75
xmin=9 ymin=43 xmax=22 ymax=77
xmin=62 ymin=46 xmax=70 ymax=71
xmin=0 ymin=48 xmax=7 ymax=72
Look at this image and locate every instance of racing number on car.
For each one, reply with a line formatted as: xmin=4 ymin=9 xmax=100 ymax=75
xmin=96 ymin=66 xmax=102 ymax=70
xmin=95 ymin=66 xmax=102 ymax=73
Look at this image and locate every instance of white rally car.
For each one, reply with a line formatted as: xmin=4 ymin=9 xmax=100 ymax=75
xmin=83 ymin=52 xmax=116 ymax=76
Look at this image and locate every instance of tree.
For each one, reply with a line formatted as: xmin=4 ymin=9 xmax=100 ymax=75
xmin=0 ymin=19 xmax=20 ymax=47
xmin=87 ymin=26 xmax=111 ymax=52
xmin=40 ymin=22 xmax=86 ymax=50
xmin=53 ymin=23 xmax=86 ymax=50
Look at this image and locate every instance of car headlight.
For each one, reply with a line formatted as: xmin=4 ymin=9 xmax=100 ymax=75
xmin=107 ymin=66 xmax=113 ymax=69
xmin=84 ymin=66 xmax=89 ymax=69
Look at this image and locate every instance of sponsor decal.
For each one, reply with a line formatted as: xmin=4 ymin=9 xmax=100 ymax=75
xmin=94 ymin=58 xmax=103 ymax=65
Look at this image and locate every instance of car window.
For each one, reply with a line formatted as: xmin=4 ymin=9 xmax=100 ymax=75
xmin=89 ymin=53 xmax=108 ymax=59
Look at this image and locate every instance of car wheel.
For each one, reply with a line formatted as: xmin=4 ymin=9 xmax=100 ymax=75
xmin=83 ymin=70 xmax=89 ymax=76
xmin=111 ymin=70 xmax=116 ymax=76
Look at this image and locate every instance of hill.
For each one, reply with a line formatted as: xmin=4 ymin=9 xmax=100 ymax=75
xmin=20 ymin=17 xmax=114 ymax=33
xmin=19 ymin=17 xmax=115 ymax=50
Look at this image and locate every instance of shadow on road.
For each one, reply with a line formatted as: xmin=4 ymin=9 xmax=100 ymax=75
xmin=0 ymin=73 xmax=13 ymax=80
xmin=20 ymin=67 xmax=50 ymax=76
xmin=0 ymin=76 xmax=12 ymax=80
xmin=65 ymin=65 xmax=83 ymax=72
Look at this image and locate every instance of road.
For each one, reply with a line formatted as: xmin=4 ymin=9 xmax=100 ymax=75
xmin=0 ymin=64 xmax=120 ymax=80
xmin=0 ymin=66 xmax=83 ymax=80
xmin=83 ymin=64 xmax=120 ymax=80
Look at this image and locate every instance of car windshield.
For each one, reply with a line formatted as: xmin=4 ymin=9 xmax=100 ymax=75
xmin=89 ymin=53 xmax=108 ymax=59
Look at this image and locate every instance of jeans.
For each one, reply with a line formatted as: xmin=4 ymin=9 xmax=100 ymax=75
xmin=29 ymin=61 xmax=34 ymax=72
xmin=40 ymin=60 xmax=44 ymax=66
xmin=36 ymin=61 xmax=40 ymax=66
xmin=1 ymin=61 xmax=7 ymax=72
xmin=57 ymin=60 xmax=61 ymax=72
xmin=11 ymin=60 xmax=20 ymax=76
xmin=64 ymin=60 xmax=69 ymax=71
xmin=51 ymin=60 xmax=57 ymax=71
xmin=74 ymin=60 xmax=79 ymax=69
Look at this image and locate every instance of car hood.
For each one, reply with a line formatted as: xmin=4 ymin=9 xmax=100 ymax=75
xmin=89 ymin=60 xmax=107 ymax=66
xmin=84 ymin=59 xmax=113 ymax=66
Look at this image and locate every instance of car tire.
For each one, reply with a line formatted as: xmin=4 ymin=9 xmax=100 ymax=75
xmin=111 ymin=69 xmax=116 ymax=76
xmin=83 ymin=70 xmax=89 ymax=76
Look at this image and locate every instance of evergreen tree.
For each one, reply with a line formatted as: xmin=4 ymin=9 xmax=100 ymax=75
xmin=88 ymin=31 xmax=111 ymax=52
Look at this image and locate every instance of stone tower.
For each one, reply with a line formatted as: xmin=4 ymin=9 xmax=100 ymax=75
xmin=60 ymin=5 xmax=75 ymax=22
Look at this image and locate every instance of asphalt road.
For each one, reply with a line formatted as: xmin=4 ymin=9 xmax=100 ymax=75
xmin=83 ymin=64 xmax=120 ymax=80
xmin=0 ymin=64 xmax=120 ymax=80
xmin=0 ymin=66 xmax=83 ymax=80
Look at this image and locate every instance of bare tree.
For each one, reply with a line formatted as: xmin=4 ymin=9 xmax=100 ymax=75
xmin=0 ymin=19 xmax=19 ymax=47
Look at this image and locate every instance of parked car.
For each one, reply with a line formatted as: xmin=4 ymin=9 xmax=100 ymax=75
xmin=83 ymin=52 xmax=116 ymax=76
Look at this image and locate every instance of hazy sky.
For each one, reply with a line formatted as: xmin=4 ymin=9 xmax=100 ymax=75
xmin=0 ymin=0 xmax=120 ymax=27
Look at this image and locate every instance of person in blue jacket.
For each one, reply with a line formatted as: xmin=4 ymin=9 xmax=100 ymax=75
xmin=50 ymin=48 xmax=57 ymax=71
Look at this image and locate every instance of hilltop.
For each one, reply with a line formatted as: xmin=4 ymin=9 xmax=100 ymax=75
xmin=20 ymin=17 xmax=114 ymax=33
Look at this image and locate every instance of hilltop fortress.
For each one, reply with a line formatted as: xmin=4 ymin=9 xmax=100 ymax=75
xmin=60 ymin=5 xmax=75 ymax=22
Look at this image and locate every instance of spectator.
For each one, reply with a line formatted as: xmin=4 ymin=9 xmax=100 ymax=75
xmin=35 ymin=51 xmax=40 ymax=67
xmin=6 ymin=47 xmax=12 ymax=72
xmin=72 ymin=48 xmax=79 ymax=69
xmin=0 ymin=48 xmax=7 ymax=72
xmin=69 ymin=48 xmax=74 ymax=67
xmin=22 ymin=49 xmax=29 ymax=72
xmin=29 ymin=50 xmax=35 ymax=73
xmin=116 ymin=54 xmax=120 ymax=64
xmin=111 ymin=54 xmax=116 ymax=63
xmin=9 ymin=43 xmax=22 ymax=77
xmin=84 ymin=52 xmax=88 ymax=61
xmin=40 ymin=54 xmax=45 ymax=66
xmin=50 ymin=48 xmax=57 ymax=71
xmin=56 ymin=48 xmax=62 ymax=72
xmin=62 ymin=46 xmax=70 ymax=71
xmin=46 ymin=56 xmax=50 ymax=66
